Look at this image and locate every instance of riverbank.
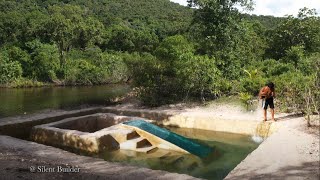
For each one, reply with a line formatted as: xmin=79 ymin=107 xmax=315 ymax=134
xmin=0 ymin=79 xmax=129 ymax=88
xmin=0 ymin=79 xmax=49 ymax=88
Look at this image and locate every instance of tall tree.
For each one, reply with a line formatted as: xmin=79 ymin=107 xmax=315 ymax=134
xmin=46 ymin=5 xmax=103 ymax=67
xmin=266 ymin=8 xmax=320 ymax=60
xmin=187 ymin=0 xmax=254 ymax=79
xmin=46 ymin=5 xmax=84 ymax=66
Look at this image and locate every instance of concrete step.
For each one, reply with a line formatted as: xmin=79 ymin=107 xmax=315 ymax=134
xmin=159 ymin=152 xmax=172 ymax=159
xmin=135 ymin=146 xmax=158 ymax=153
xmin=136 ymin=138 xmax=151 ymax=148
xmin=142 ymin=149 xmax=171 ymax=158
xmin=170 ymin=156 xmax=185 ymax=165
xmin=160 ymin=155 xmax=184 ymax=165
xmin=126 ymin=131 xmax=139 ymax=140
xmin=120 ymin=137 xmax=151 ymax=150
xmin=107 ymin=128 xmax=138 ymax=143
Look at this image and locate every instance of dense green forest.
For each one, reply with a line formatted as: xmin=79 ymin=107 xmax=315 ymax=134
xmin=0 ymin=0 xmax=319 ymax=115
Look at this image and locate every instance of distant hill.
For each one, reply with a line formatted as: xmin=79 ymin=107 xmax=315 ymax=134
xmin=1 ymin=0 xmax=281 ymax=33
xmin=242 ymin=14 xmax=284 ymax=29
xmin=33 ymin=0 xmax=194 ymax=37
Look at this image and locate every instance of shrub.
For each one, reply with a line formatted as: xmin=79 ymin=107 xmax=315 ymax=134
xmin=26 ymin=40 xmax=60 ymax=82
xmin=274 ymin=71 xmax=312 ymax=112
xmin=125 ymin=41 xmax=224 ymax=105
xmin=0 ymin=52 xmax=23 ymax=84
xmin=177 ymin=54 xmax=223 ymax=100
xmin=100 ymin=52 xmax=128 ymax=83
xmin=260 ymin=59 xmax=295 ymax=77
xmin=238 ymin=69 xmax=266 ymax=95
xmin=64 ymin=59 xmax=102 ymax=85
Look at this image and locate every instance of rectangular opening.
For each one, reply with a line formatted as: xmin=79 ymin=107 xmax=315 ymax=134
xmin=53 ymin=114 xmax=120 ymax=133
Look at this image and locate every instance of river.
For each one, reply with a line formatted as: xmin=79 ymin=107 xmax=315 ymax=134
xmin=0 ymin=84 xmax=130 ymax=118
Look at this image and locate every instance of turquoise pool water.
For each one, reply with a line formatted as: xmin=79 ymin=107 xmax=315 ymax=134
xmin=100 ymin=127 xmax=260 ymax=180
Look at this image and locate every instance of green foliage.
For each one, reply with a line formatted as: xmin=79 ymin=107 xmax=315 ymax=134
xmin=0 ymin=10 xmax=26 ymax=45
xmin=46 ymin=4 xmax=104 ymax=65
xmin=239 ymin=92 xmax=253 ymax=110
xmin=126 ymin=35 xmax=224 ymax=105
xmin=104 ymin=25 xmax=159 ymax=53
xmin=3 ymin=78 xmax=45 ymax=88
xmin=187 ymin=0 xmax=264 ymax=79
xmin=0 ymin=54 xmax=22 ymax=84
xmin=124 ymin=52 xmax=165 ymax=106
xmin=64 ymin=59 xmax=101 ymax=85
xmin=155 ymin=35 xmax=194 ymax=60
xmin=26 ymin=40 xmax=60 ymax=81
xmin=0 ymin=0 xmax=318 ymax=113
xmin=239 ymin=69 xmax=265 ymax=95
xmin=297 ymin=53 xmax=320 ymax=75
xmin=100 ymin=52 xmax=129 ymax=83
xmin=241 ymin=14 xmax=284 ymax=30
xmin=64 ymin=49 xmax=128 ymax=85
xmin=274 ymin=71 xmax=312 ymax=112
xmin=282 ymin=45 xmax=305 ymax=66
xmin=104 ymin=25 xmax=136 ymax=52
xmin=259 ymin=59 xmax=295 ymax=77
xmin=266 ymin=8 xmax=320 ymax=60
xmin=177 ymin=54 xmax=224 ymax=100
xmin=4 ymin=46 xmax=31 ymax=77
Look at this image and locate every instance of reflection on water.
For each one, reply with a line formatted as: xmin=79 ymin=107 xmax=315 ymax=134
xmin=0 ymin=85 xmax=130 ymax=118
xmin=100 ymin=127 xmax=261 ymax=180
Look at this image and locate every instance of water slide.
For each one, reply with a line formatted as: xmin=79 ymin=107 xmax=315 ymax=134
xmin=123 ymin=120 xmax=212 ymax=158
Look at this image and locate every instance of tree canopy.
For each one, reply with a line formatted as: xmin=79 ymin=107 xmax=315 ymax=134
xmin=0 ymin=0 xmax=319 ymax=114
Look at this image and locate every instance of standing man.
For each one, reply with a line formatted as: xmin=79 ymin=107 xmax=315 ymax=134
xmin=259 ymin=82 xmax=276 ymax=121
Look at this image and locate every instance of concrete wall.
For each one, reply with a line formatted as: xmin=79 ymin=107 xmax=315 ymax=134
xmin=0 ymin=107 xmax=279 ymax=140
xmin=161 ymin=115 xmax=279 ymax=137
xmin=0 ymin=108 xmax=102 ymax=139
xmin=102 ymin=107 xmax=279 ymax=137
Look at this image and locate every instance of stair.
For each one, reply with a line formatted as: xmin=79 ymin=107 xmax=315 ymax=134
xmin=126 ymin=131 xmax=139 ymax=140
xmin=160 ymin=155 xmax=184 ymax=164
xmin=119 ymin=134 xmax=156 ymax=153
xmin=106 ymin=128 xmax=138 ymax=143
xmin=135 ymin=146 xmax=157 ymax=153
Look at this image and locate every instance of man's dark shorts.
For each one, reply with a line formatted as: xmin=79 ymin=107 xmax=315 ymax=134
xmin=263 ymin=97 xmax=274 ymax=109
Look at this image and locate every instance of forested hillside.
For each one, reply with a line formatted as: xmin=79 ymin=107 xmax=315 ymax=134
xmin=0 ymin=0 xmax=192 ymax=85
xmin=242 ymin=14 xmax=284 ymax=29
xmin=0 ymin=0 xmax=319 ymax=115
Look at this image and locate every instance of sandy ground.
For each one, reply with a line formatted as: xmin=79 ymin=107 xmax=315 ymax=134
xmin=113 ymin=99 xmax=291 ymax=122
xmin=225 ymin=116 xmax=319 ymax=180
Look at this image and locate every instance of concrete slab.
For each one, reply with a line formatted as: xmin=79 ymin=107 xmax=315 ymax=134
xmin=31 ymin=113 xmax=149 ymax=153
xmin=0 ymin=106 xmax=281 ymax=140
xmin=102 ymin=107 xmax=280 ymax=137
xmin=0 ymin=107 xmax=102 ymax=138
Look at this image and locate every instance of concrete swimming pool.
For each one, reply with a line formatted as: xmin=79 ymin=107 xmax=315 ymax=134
xmin=0 ymin=107 xmax=279 ymax=179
